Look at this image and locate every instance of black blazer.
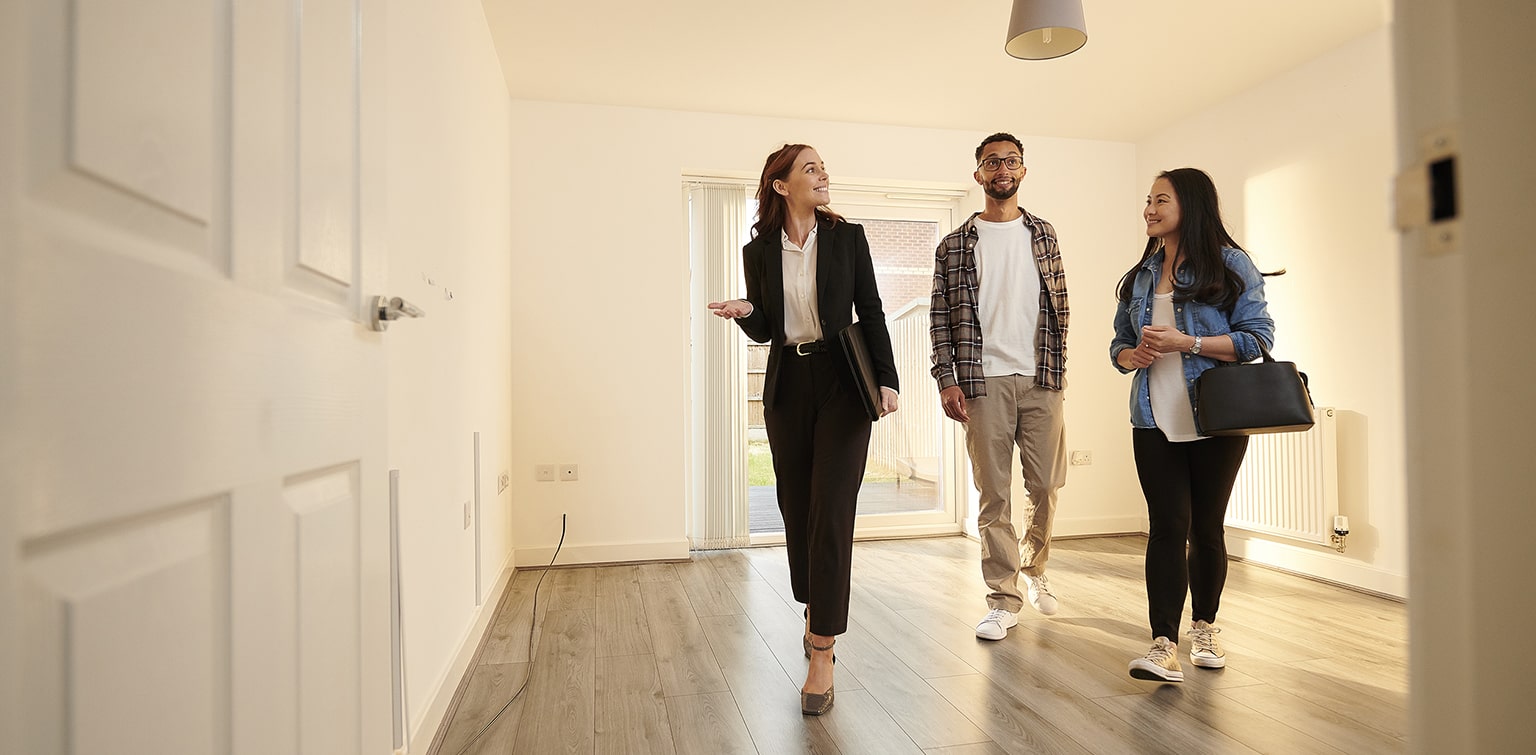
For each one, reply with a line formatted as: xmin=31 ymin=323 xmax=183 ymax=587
xmin=734 ymin=217 xmax=899 ymax=411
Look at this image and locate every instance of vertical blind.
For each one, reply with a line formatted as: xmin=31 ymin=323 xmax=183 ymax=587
xmin=688 ymin=183 xmax=750 ymax=550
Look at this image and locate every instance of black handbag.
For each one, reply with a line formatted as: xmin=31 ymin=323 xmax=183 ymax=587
xmin=1193 ymin=339 xmax=1315 ymax=436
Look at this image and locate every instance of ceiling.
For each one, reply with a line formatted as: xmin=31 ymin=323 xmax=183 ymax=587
xmin=480 ymin=0 xmax=1390 ymax=143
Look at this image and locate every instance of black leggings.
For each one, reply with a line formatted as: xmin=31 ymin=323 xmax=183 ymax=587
xmin=1132 ymin=428 xmax=1249 ymax=642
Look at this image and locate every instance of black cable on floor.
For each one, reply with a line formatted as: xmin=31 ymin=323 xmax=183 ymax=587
xmin=453 ymin=513 xmax=565 ymax=755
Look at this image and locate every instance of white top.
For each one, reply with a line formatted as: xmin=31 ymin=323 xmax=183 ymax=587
xmin=780 ymin=225 xmax=824 ymax=345
xmin=973 ymin=216 xmax=1040 ymax=377
xmin=1147 ymin=292 xmax=1202 ymax=442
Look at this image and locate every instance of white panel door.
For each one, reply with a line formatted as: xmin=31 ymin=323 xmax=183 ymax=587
xmin=0 ymin=0 xmax=391 ymax=753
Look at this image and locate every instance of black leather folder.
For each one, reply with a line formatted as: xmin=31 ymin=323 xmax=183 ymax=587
xmin=837 ymin=322 xmax=883 ymax=422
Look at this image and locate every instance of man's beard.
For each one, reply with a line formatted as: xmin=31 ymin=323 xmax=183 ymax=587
xmin=983 ymin=180 xmax=1019 ymax=201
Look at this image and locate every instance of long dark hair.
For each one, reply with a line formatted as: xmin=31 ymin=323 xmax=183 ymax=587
xmin=751 ymin=144 xmax=844 ymax=239
xmin=1116 ymin=168 xmax=1250 ymax=310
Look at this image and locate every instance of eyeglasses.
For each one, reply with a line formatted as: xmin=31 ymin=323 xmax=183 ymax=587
xmin=978 ymin=156 xmax=1024 ymax=172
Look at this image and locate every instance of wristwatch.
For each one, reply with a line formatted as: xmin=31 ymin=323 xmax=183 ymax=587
xmin=1190 ymin=335 xmax=1203 ymax=355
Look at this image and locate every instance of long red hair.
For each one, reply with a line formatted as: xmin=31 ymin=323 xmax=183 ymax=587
xmin=752 ymin=144 xmax=843 ymax=239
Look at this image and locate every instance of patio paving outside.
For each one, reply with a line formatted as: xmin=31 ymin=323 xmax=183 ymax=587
xmin=748 ymin=478 xmax=940 ymax=533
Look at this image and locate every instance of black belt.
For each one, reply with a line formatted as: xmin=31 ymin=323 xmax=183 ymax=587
xmin=788 ymin=340 xmax=828 ymax=356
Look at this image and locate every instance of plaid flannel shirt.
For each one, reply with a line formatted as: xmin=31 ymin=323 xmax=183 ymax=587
xmin=929 ymin=210 xmax=1069 ymax=398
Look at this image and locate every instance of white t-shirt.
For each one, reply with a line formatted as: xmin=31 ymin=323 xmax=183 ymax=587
xmin=973 ymin=216 xmax=1040 ymax=378
xmin=1147 ymin=292 xmax=1202 ymax=442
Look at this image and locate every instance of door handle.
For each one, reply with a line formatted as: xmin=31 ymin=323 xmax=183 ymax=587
xmin=371 ymin=296 xmax=426 ymax=331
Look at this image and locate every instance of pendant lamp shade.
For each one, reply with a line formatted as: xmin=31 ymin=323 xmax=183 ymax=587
xmin=1005 ymin=0 xmax=1088 ymax=60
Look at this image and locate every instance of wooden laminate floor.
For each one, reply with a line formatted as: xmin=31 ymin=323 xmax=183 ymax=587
xmin=428 ymin=535 xmax=1407 ymax=754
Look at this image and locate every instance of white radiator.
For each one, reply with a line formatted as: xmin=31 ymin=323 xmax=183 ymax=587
xmin=1224 ymin=407 xmax=1339 ymax=545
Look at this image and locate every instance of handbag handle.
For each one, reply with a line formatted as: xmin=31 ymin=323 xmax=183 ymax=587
xmin=1252 ymin=337 xmax=1276 ymax=363
xmin=1237 ymin=334 xmax=1309 ymax=390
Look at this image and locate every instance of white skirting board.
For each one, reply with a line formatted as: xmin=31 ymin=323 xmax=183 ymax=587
xmin=407 ymin=563 xmax=516 ymax=755
xmin=1109 ymin=519 xmax=1406 ymax=599
xmin=1032 ymin=515 xmax=1407 ymax=599
xmin=513 ymin=538 xmax=689 ymax=568
xmin=1225 ymin=532 xmax=1407 ymax=599
xmin=1052 ymin=515 xmax=1149 ymax=539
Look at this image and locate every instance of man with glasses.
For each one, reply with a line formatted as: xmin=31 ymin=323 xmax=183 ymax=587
xmin=930 ymin=132 xmax=1070 ymax=640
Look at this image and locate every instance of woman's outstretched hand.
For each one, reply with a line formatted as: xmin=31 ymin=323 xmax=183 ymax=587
xmin=707 ymin=299 xmax=753 ymax=319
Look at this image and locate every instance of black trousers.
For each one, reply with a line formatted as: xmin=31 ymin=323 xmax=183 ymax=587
xmin=763 ymin=348 xmax=871 ymax=637
xmin=1132 ymin=428 xmax=1249 ymax=642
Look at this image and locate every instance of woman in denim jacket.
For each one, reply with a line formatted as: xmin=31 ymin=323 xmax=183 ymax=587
xmin=1110 ymin=168 xmax=1276 ymax=683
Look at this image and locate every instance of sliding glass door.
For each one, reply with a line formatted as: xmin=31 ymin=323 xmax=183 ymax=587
xmin=744 ymin=199 xmax=969 ymax=542
xmin=688 ymin=177 xmax=970 ymax=548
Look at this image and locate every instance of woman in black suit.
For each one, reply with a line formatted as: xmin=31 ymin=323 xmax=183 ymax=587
xmin=708 ymin=143 xmax=899 ymax=715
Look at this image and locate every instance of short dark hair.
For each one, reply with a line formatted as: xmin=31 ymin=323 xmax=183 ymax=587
xmin=975 ymin=132 xmax=1024 ymax=162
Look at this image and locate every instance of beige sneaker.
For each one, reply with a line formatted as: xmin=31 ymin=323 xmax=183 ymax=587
xmin=1128 ymin=637 xmax=1184 ymax=682
xmin=1189 ymin=620 xmax=1226 ymax=668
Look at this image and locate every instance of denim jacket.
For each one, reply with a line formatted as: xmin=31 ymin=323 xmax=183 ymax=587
xmin=1109 ymin=247 xmax=1275 ymax=429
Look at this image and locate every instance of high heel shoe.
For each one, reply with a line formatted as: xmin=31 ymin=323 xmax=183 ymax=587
xmin=800 ymin=638 xmax=836 ymax=716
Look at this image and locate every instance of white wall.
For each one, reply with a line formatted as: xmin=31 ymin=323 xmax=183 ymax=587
xmin=503 ymin=25 xmax=1405 ymax=598
xmin=383 ymin=0 xmax=515 ymax=742
xmin=506 ymin=102 xmax=1148 ymax=564
xmin=1138 ymin=29 xmax=1406 ymax=595
xmin=1396 ymin=0 xmax=1536 ymax=749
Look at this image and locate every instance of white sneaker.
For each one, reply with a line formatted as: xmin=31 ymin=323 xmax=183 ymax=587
xmin=1128 ymin=637 xmax=1184 ymax=682
xmin=1025 ymin=573 xmax=1059 ymax=616
xmin=1189 ymin=620 xmax=1226 ymax=668
xmin=974 ymin=608 xmax=1018 ymax=640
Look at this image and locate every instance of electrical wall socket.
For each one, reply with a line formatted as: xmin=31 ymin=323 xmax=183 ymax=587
xmin=1070 ymin=450 xmax=1093 ymax=466
xmin=535 ymin=464 xmax=556 ymax=482
xmin=559 ymin=464 xmax=578 ymax=482
xmin=462 ymin=501 xmax=472 ymax=529
xmin=497 ymin=471 xmax=511 ymax=493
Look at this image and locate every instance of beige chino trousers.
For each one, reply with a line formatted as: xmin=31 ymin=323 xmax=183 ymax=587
xmin=964 ymin=375 xmax=1067 ymax=613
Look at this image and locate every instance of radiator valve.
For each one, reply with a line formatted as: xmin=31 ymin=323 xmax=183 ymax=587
xmin=1330 ymin=515 xmax=1350 ymax=553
